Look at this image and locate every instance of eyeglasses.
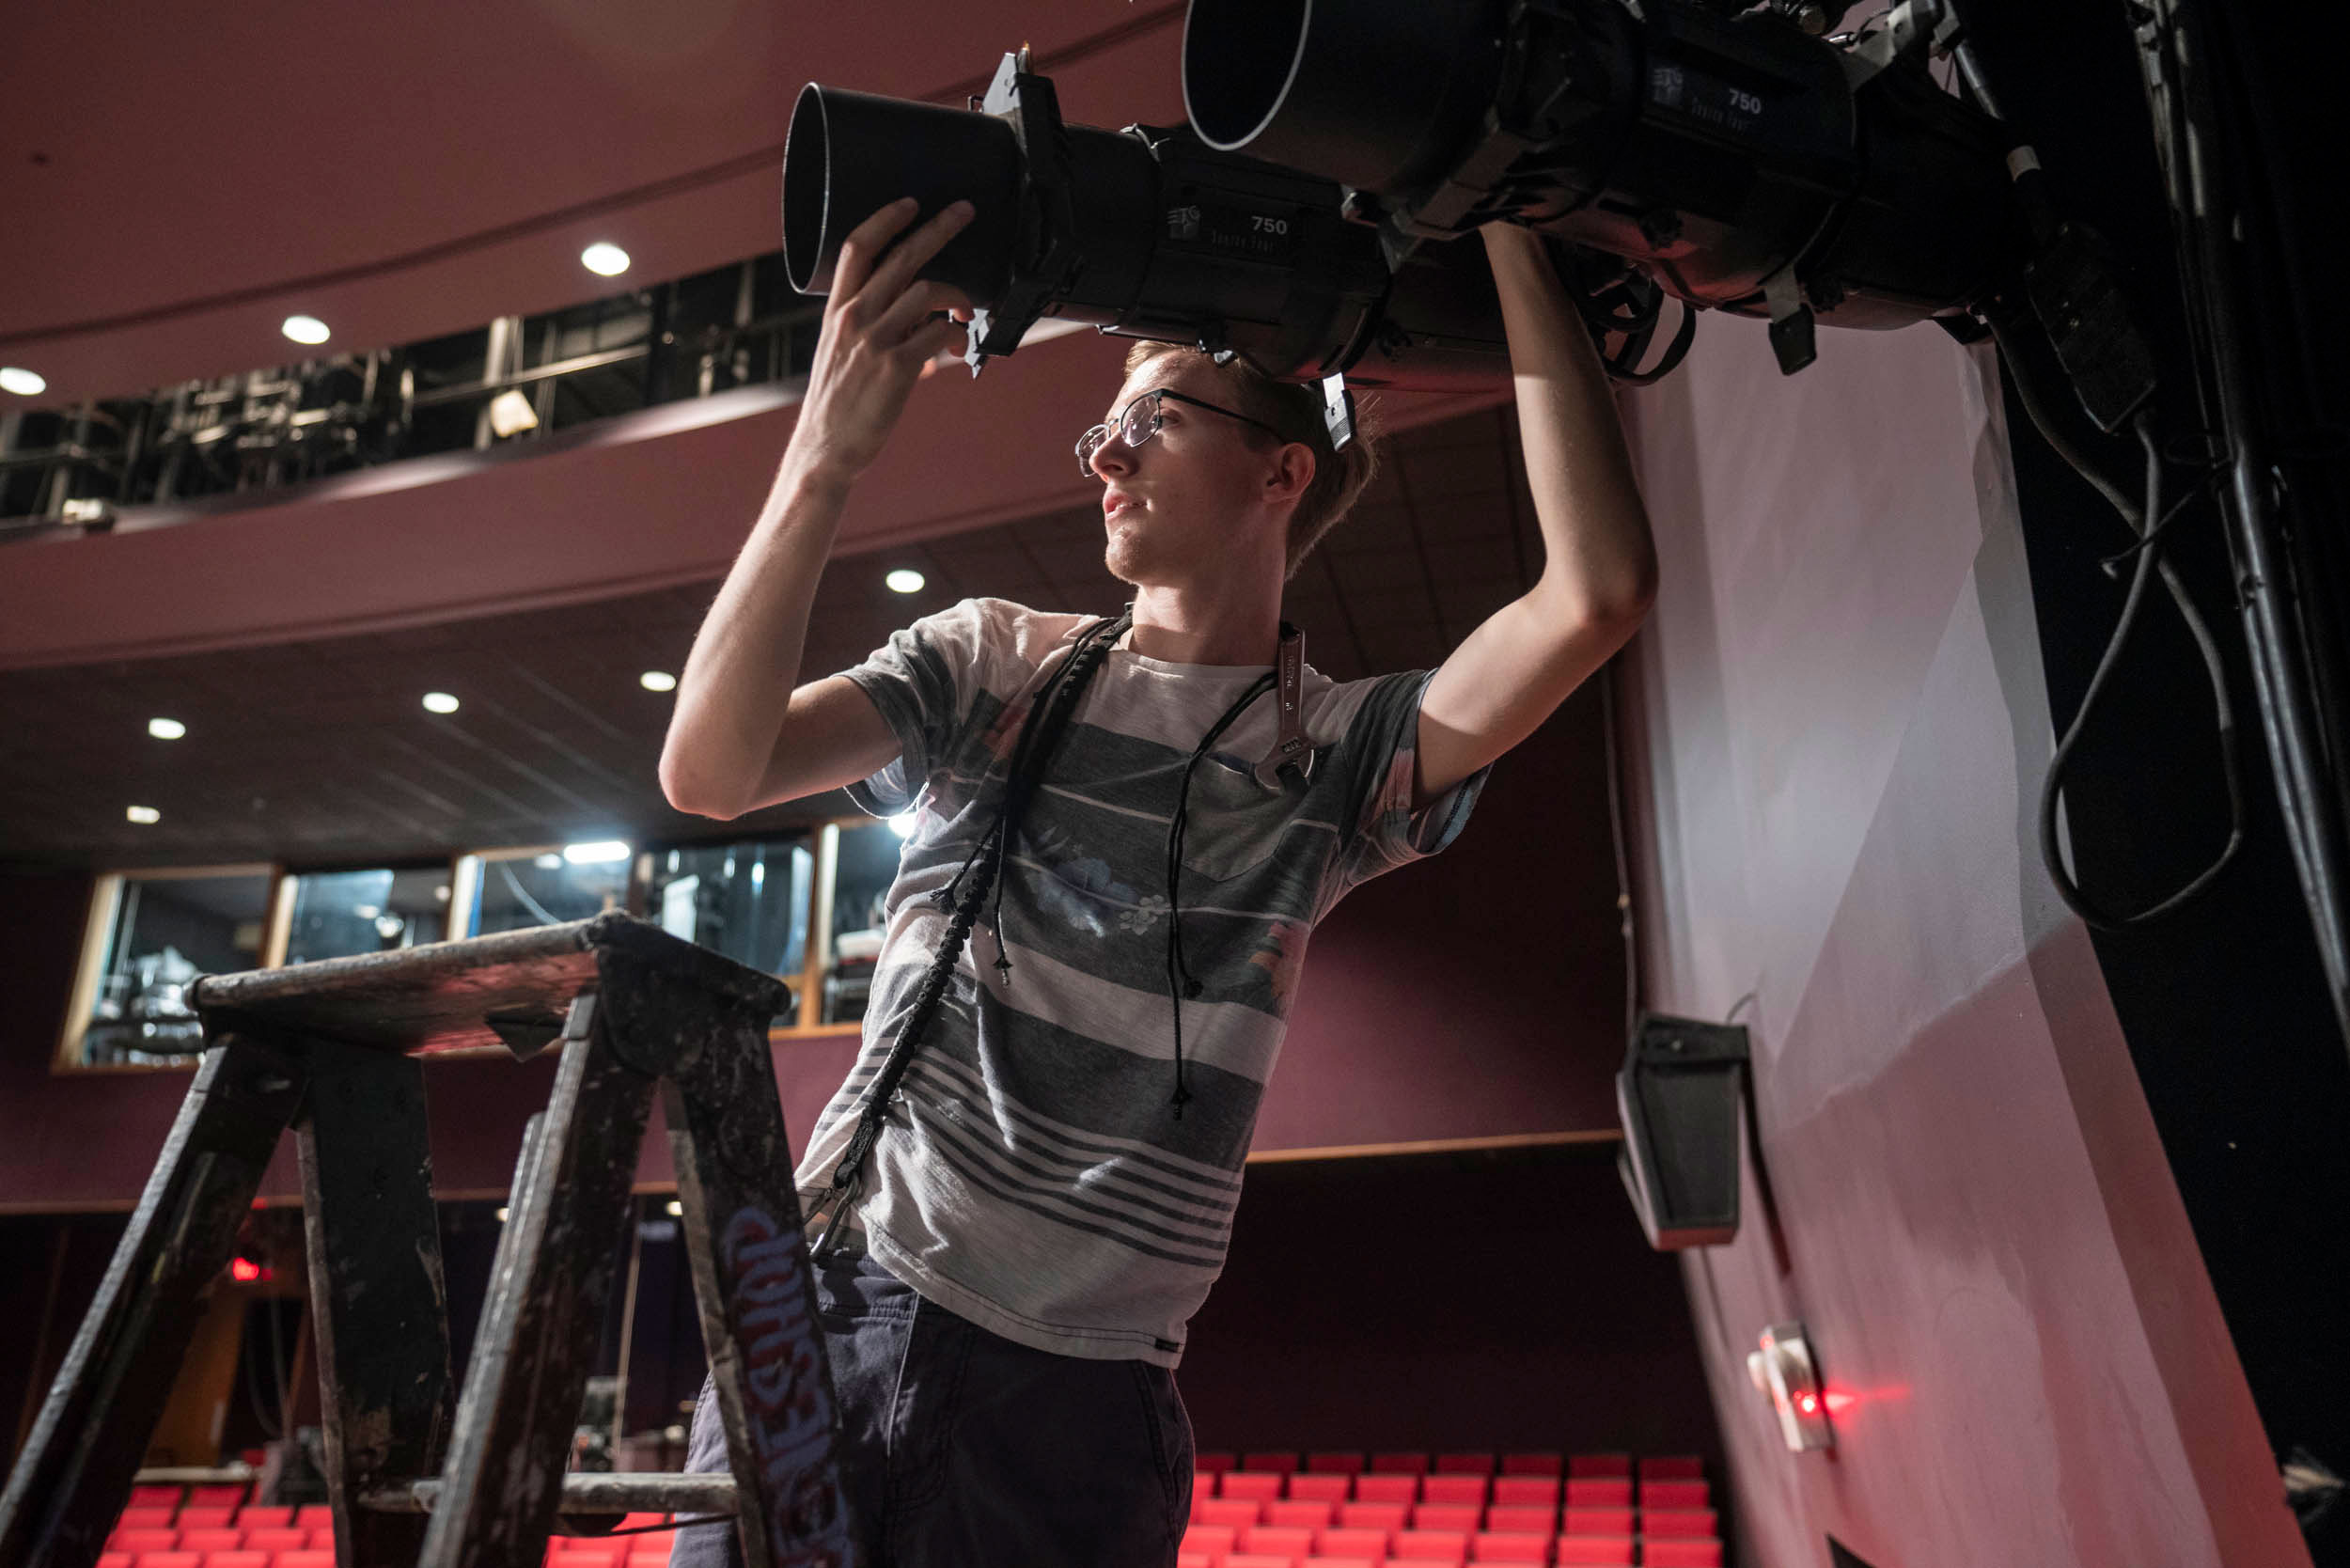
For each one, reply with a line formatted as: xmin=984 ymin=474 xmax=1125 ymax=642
xmin=1075 ymin=387 xmax=1295 ymax=477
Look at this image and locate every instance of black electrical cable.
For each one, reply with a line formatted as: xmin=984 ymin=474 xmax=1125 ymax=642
xmin=2038 ymin=412 xmax=2247 ymax=928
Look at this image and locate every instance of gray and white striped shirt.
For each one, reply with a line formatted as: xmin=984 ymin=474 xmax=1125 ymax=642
xmin=793 ymin=598 xmax=1487 ymax=1365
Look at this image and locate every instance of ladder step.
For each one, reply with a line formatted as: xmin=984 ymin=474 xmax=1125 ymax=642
xmin=361 ymin=1472 xmax=737 ymax=1515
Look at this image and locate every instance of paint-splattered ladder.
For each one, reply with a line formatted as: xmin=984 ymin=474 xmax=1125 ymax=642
xmin=0 ymin=913 xmax=852 ymax=1568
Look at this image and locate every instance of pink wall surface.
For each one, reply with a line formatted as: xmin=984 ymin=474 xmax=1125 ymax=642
xmin=1617 ymin=316 xmax=2306 ymax=1564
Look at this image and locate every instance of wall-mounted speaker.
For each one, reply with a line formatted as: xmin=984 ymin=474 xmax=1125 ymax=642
xmin=1616 ymin=1011 xmax=1751 ymax=1249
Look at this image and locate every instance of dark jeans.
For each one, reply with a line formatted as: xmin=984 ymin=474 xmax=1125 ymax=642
xmin=673 ymin=1247 xmax=1194 ymax=1568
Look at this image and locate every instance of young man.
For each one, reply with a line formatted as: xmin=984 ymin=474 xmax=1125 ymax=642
xmin=663 ymin=196 xmax=1655 ymax=1567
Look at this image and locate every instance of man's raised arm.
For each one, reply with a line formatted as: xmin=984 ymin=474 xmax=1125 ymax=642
xmin=660 ymin=196 xmax=975 ymax=821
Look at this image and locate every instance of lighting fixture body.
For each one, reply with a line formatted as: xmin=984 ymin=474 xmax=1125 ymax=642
xmin=885 ymin=568 xmax=927 ymax=594
xmin=0 ymin=367 xmax=48 ymax=396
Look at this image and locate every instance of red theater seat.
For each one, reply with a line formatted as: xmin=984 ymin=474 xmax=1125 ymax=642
xmin=118 ymin=1513 xmax=175 ymax=1533
xmin=1554 ymin=1538 xmax=1635 ymax=1566
xmin=1560 ymin=1507 xmax=1635 ymax=1536
xmin=129 ymin=1487 xmax=181 ymax=1508
xmin=1288 ymin=1475 xmax=1351 ymax=1504
xmin=1371 ymin=1451 xmax=1432 ymax=1475
xmin=1640 ymin=1542 xmax=1723 ymax=1567
xmin=1413 ymin=1504 xmax=1481 ymax=1532
xmin=1641 ymin=1510 xmax=1718 ymax=1539
xmin=1391 ymin=1529 xmax=1471 ymax=1565
xmin=1301 ymin=1559 xmax=1377 ymax=1568
xmin=97 ymin=1556 xmax=131 ymax=1568
xmin=276 ymin=1553 xmax=336 ymax=1568
xmin=551 ymin=1548 xmax=620 ymax=1568
xmin=1337 ymin=1502 xmax=1409 ymax=1530
xmin=241 ymin=1529 xmax=306 ymax=1555
xmin=1228 ymin=1557 xmax=1299 ymax=1568
xmin=1314 ymin=1527 xmax=1392 ymax=1560
xmin=175 ymin=1529 xmax=241 ymax=1554
xmin=293 ymin=1507 xmax=333 ymax=1529
xmin=1434 ymin=1453 xmax=1496 ymax=1476
xmin=207 ymin=1552 xmax=269 ymax=1568
xmin=1199 ymin=1452 xmax=1239 ymax=1474
xmin=1489 ymin=1506 xmax=1559 ymax=1534
xmin=1637 ymin=1456 xmax=1704 ymax=1481
xmin=1500 ymin=1453 xmax=1563 ymax=1477
xmin=1182 ymin=1523 xmax=1238 ymax=1560
xmin=110 ymin=1532 xmax=176 ymax=1557
xmin=1566 ymin=1455 xmax=1632 ymax=1479
xmin=1202 ymin=1498 xmax=1265 ymax=1529
xmin=232 ymin=1509 xmax=291 ymax=1529
xmin=1306 ymin=1452 xmax=1366 ymax=1475
xmin=1638 ymin=1481 xmax=1709 ymax=1510
xmin=190 ymin=1486 xmax=247 ymax=1507
xmin=1197 ymin=1469 xmax=1223 ymax=1500
xmin=1355 ymin=1476 xmax=1418 ymax=1505
xmin=1422 ymin=1476 xmax=1489 ymax=1506
xmin=177 ymin=1511 xmax=237 ymax=1532
xmin=1563 ymin=1481 xmax=1632 ymax=1508
xmin=1225 ymin=1474 xmax=1284 ymax=1503
xmin=1179 ymin=1554 xmax=1216 ymax=1568
xmin=134 ymin=1554 xmax=198 ymax=1568
xmin=1265 ymin=1501 xmax=1335 ymax=1529
xmin=1469 ymin=1532 xmax=1553 ymax=1562
xmin=1494 ymin=1478 xmax=1561 ymax=1508
xmin=1243 ymin=1451 xmax=1302 ymax=1475
xmin=1240 ymin=1525 xmax=1317 ymax=1561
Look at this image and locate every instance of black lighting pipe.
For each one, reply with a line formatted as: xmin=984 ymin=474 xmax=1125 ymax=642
xmin=2134 ymin=0 xmax=2350 ymax=1047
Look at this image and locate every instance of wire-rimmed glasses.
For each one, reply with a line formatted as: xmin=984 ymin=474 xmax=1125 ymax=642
xmin=1075 ymin=387 xmax=1295 ymax=477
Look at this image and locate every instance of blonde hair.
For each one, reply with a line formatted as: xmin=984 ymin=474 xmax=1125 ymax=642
xmin=1120 ymin=342 xmax=1384 ymax=580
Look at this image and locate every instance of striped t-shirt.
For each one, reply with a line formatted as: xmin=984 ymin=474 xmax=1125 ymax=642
xmin=793 ymin=597 xmax=1488 ymax=1366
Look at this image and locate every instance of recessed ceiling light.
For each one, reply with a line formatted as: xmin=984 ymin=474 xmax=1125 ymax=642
xmin=639 ymin=670 xmax=678 ymax=693
xmin=281 ymin=315 xmax=331 ymax=345
xmin=126 ymin=805 xmax=161 ymax=824
xmin=562 ymin=839 xmax=632 ymax=865
xmin=581 ymin=242 xmax=632 ymax=277
xmin=421 ymin=691 xmax=460 ymax=713
xmin=0 ymin=367 xmax=46 ymax=397
xmin=885 ymin=568 xmax=926 ymax=594
xmin=147 ymin=716 xmax=186 ymax=740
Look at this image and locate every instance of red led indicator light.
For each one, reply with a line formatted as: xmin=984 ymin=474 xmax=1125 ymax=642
xmin=1796 ymin=1392 xmax=1819 ymax=1414
xmin=228 ymin=1257 xmax=266 ymax=1283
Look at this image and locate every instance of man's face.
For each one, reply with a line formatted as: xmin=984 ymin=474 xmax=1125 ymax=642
xmin=1089 ymin=357 xmax=1306 ymax=588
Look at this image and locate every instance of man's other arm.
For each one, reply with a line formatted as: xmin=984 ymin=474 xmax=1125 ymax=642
xmin=661 ymin=196 xmax=975 ymax=820
xmin=1412 ymin=223 xmax=1659 ymax=810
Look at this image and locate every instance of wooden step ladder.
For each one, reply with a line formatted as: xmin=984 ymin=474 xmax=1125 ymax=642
xmin=0 ymin=914 xmax=853 ymax=1568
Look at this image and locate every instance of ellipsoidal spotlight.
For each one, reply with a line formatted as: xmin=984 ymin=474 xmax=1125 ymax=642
xmin=147 ymin=717 xmax=186 ymax=740
xmin=421 ymin=692 xmax=460 ymax=714
xmin=0 ymin=367 xmax=46 ymax=397
xmin=885 ymin=569 xmax=927 ymax=594
xmin=582 ymin=242 xmax=632 ymax=276
xmin=281 ymin=315 xmax=332 ymax=346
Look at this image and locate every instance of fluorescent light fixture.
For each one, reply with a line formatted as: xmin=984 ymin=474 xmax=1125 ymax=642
xmin=126 ymin=804 xmax=161 ymax=824
xmin=582 ymin=242 xmax=632 ymax=276
xmin=147 ymin=717 xmax=186 ymax=740
xmin=485 ymin=387 xmax=539 ymax=437
xmin=889 ymin=811 xmax=918 ymax=839
xmin=421 ymin=691 xmax=460 ymax=713
xmin=281 ymin=315 xmax=331 ymax=345
xmin=639 ymin=670 xmax=677 ymax=692
xmin=563 ymin=839 xmax=632 ymax=865
xmin=885 ymin=568 xmax=926 ymax=594
xmin=0 ymin=367 xmax=46 ymax=397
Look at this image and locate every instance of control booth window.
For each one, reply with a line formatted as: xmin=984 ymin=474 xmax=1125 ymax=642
xmin=644 ymin=838 xmax=815 ymax=1026
xmin=823 ymin=815 xmax=914 ymax=1027
xmin=279 ymin=865 xmax=454 ymax=964
xmin=58 ymin=864 xmax=278 ymax=1069
xmin=457 ymin=840 xmax=633 ymax=938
